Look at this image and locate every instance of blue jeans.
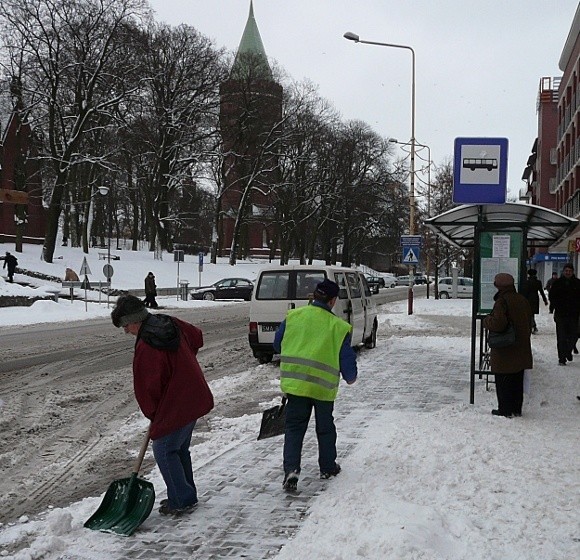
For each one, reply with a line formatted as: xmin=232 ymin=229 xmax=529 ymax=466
xmin=152 ymin=421 xmax=198 ymax=509
xmin=283 ymin=394 xmax=337 ymax=475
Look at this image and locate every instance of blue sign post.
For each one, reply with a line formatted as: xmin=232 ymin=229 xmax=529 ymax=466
xmin=400 ymin=235 xmax=422 ymax=265
xmin=453 ymin=137 xmax=509 ymax=204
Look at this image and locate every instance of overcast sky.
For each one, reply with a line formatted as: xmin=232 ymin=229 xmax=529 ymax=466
xmin=148 ymin=0 xmax=578 ymax=200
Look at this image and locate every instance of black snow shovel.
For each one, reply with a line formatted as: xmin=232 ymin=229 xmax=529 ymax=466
xmin=257 ymin=396 xmax=287 ymax=440
xmin=84 ymin=426 xmax=155 ymax=536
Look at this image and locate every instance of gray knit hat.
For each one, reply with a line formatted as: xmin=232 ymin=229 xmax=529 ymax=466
xmin=111 ymin=294 xmax=149 ymax=328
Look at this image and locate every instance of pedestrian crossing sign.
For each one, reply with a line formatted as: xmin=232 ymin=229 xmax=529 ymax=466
xmin=402 ymin=247 xmax=419 ymax=264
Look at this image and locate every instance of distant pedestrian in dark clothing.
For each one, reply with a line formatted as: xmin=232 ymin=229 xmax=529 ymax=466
xmin=549 ymin=264 xmax=580 ymax=365
xmin=483 ymin=273 xmax=533 ymax=418
xmin=144 ymin=272 xmax=159 ymax=309
xmin=520 ymin=269 xmax=548 ymax=333
xmin=545 ymin=272 xmax=559 ymax=313
xmin=2 ymin=252 xmax=18 ymax=283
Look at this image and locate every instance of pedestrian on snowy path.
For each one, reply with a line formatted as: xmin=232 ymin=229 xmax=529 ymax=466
xmin=2 ymin=252 xmax=18 ymax=283
xmin=549 ymin=263 xmax=580 ymax=366
xmin=520 ymin=269 xmax=547 ymax=333
xmin=111 ymin=295 xmax=214 ymax=516
xmin=273 ymin=279 xmax=357 ymax=492
xmin=144 ymin=272 xmax=159 ymax=308
xmin=483 ymin=273 xmax=533 ymax=418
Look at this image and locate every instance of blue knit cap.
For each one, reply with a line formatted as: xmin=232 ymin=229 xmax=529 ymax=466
xmin=314 ymin=279 xmax=340 ymax=299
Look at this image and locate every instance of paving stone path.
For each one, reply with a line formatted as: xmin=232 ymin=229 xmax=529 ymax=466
xmin=122 ymin=314 xmax=470 ymax=559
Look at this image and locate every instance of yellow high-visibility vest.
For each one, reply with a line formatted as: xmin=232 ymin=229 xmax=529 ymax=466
xmin=280 ymin=305 xmax=352 ymax=401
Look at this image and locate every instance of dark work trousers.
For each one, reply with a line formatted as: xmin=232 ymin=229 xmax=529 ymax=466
xmin=554 ymin=313 xmax=578 ymax=361
xmin=494 ymin=371 xmax=524 ymax=416
xmin=283 ymin=394 xmax=336 ymax=475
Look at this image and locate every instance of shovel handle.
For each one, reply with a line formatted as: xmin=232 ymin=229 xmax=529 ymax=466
xmin=132 ymin=425 xmax=151 ymax=475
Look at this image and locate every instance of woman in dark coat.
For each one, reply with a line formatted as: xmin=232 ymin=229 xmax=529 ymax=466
xmin=144 ymin=272 xmax=159 ymax=308
xmin=520 ymin=269 xmax=548 ymax=333
xmin=483 ymin=273 xmax=533 ymax=418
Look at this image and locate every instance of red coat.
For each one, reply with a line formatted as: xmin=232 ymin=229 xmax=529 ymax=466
xmin=133 ymin=315 xmax=214 ymax=440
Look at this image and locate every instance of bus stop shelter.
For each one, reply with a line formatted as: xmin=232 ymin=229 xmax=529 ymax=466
xmin=425 ymin=202 xmax=578 ymax=404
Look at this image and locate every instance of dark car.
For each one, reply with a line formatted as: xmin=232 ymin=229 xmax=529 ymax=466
xmin=191 ymin=278 xmax=254 ymax=301
xmin=364 ymin=275 xmax=385 ymax=294
xmin=413 ymin=274 xmax=430 ymax=285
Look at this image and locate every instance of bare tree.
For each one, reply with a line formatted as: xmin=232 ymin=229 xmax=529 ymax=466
xmin=0 ymin=0 xmax=150 ymax=262
xmin=129 ymin=22 xmax=225 ymax=253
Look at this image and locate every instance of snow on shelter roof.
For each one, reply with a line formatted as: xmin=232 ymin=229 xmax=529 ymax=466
xmin=424 ymin=202 xmax=578 ymax=249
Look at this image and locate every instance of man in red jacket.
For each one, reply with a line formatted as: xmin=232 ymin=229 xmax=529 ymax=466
xmin=111 ymin=295 xmax=214 ymax=516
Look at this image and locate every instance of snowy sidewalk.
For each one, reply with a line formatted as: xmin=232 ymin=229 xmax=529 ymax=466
xmin=1 ymin=299 xmax=578 ymax=560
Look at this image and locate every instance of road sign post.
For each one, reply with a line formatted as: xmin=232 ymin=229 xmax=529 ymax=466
xmin=400 ymin=235 xmax=422 ymax=315
xmin=198 ymin=252 xmax=204 ymax=287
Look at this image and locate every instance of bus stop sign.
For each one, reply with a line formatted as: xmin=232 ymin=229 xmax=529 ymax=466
xmin=453 ymin=137 xmax=508 ymax=204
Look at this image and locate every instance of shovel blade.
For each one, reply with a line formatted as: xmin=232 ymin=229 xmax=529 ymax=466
xmin=84 ymin=473 xmax=155 ymax=536
xmin=257 ymin=400 xmax=286 ymax=440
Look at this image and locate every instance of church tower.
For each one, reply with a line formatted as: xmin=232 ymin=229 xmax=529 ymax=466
xmin=218 ymin=1 xmax=283 ymax=259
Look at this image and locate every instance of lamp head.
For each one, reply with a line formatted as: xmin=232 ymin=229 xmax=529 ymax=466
xmin=343 ymin=32 xmax=360 ymax=42
xmin=98 ymin=185 xmax=110 ymax=196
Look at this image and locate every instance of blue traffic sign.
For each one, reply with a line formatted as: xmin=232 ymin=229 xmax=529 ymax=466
xmin=402 ymin=246 xmax=420 ymax=264
xmin=453 ymin=137 xmax=508 ymax=204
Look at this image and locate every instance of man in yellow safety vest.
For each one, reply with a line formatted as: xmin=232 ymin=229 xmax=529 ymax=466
xmin=273 ymin=278 xmax=358 ymax=492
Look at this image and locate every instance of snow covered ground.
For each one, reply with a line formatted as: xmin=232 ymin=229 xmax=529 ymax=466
xmin=0 ymin=243 xmax=579 ymax=559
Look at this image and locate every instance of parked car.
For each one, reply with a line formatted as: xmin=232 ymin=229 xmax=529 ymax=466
xmin=396 ymin=274 xmax=430 ymax=286
xmin=191 ymin=278 xmax=254 ymax=301
xmin=414 ymin=274 xmax=431 ymax=285
xmin=437 ymin=277 xmax=474 ymax=298
xmin=378 ymin=273 xmax=398 ymax=288
xmin=364 ymin=274 xmax=385 ymax=293
xmin=396 ymin=275 xmax=410 ymax=286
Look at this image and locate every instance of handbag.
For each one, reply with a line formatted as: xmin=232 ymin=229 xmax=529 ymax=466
xmin=257 ymin=396 xmax=287 ymax=440
xmin=488 ymin=322 xmax=516 ymax=348
xmin=487 ymin=298 xmax=516 ymax=349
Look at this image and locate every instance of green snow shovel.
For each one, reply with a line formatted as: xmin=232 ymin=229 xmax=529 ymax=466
xmin=84 ymin=426 xmax=155 ymax=536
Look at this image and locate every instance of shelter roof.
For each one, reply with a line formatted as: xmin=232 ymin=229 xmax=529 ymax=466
xmin=425 ymin=203 xmax=578 ymax=248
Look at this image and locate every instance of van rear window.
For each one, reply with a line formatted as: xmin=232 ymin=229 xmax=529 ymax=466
xmin=295 ymin=271 xmax=325 ymax=299
xmin=256 ymin=272 xmax=290 ymax=299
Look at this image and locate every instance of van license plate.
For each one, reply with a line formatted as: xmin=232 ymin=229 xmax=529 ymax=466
xmin=261 ymin=323 xmax=280 ymax=332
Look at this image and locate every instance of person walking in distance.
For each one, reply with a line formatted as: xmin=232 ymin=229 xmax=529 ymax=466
xmin=520 ymin=269 xmax=548 ymax=334
xmin=548 ymin=263 xmax=580 ymax=365
xmin=144 ymin=272 xmax=159 ymax=308
xmin=111 ymin=295 xmax=214 ymax=515
xmin=483 ymin=273 xmax=533 ymax=418
xmin=2 ymin=252 xmax=18 ymax=283
xmin=545 ymin=271 xmax=559 ymax=314
xmin=273 ymin=279 xmax=357 ymax=492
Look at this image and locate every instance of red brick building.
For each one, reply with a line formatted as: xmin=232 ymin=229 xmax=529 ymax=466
xmin=0 ymin=88 xmax=45 ymax=245
xmin=523 ymin=5 xmax=580 ymax=277
xmin=218 ymin=1 xmax=282 ymax=258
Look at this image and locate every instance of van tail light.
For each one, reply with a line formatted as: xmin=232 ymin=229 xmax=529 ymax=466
xmin=249 ymin=321 xmax=258 ymax=334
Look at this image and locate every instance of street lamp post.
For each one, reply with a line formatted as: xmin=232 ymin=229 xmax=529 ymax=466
xmin=389 ymin=138 xmax=433 ymax=297
xmin=344 ymin=31 xmax=416 ymax=314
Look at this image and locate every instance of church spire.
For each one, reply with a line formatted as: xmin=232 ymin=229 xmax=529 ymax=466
xmin=230 ymin=1 xmax=273 ymax=80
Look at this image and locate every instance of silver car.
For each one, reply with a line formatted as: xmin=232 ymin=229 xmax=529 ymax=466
xmin=437 ymin=277 xmax=473 ymax=298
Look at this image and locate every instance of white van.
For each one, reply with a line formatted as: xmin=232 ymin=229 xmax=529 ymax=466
xmin=248 ymin=265 xmax=379 ymax=363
